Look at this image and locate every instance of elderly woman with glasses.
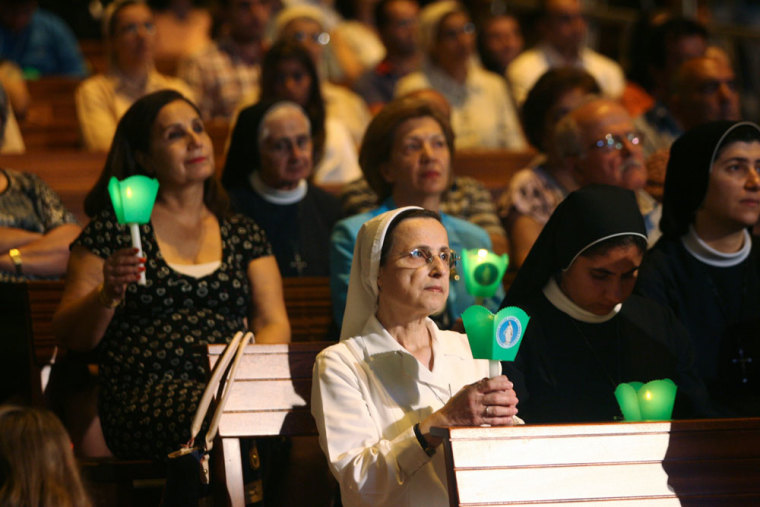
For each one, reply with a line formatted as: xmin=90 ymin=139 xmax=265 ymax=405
xmin=330 ymin=96 xmax=503 ymax=331
xmin=313 ymin=206 xmax=520 ymax=507
xmin=395 ymin=1 xmax=525 ymax=150
xmin=76 ymin=0 xmax=194 ymax=152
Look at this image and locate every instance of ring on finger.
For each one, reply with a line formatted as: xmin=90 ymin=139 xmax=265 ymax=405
xmin=485 ymin=405 xmax=491 ymax=417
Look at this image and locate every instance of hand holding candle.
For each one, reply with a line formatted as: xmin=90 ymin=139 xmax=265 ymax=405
xmin=107 ymin=175 xmax=159 ymax=285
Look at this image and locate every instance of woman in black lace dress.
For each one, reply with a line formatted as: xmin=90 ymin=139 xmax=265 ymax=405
xmin=53 ymin=90 xmax=290 ymax=459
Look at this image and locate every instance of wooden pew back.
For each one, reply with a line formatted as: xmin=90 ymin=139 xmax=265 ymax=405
xmin=206 ymin=341 xmax=328 ymax=437
xmin=0 ymin=152 xmax=106 ymax=225
xmin=206 ymin=341 xmax=332 ymax=506
xmin=22 ymin=78 xmax=83 ymax=151
xmin=13 ymin=276 xmax=333 ymax=401
xmin=432 ymin=419 xmax=760 ymax=506
xmin=453 ymin=149 xmax=535 ymax=196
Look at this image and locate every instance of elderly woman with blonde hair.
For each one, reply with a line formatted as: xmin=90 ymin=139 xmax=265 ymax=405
xmin=395 ymin=0 xmax=525 ymax=149
xmin=76 ymin=0 xmax=194 ymax=151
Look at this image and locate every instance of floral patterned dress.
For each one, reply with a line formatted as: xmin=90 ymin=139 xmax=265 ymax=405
xmin=73 ymin=209 xmax=271 ymax=459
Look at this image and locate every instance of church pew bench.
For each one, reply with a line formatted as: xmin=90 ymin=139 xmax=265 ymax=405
xmin=14 ymin=276 xmax=334 ymax=402
xmin=10 ymin=276 xmax=334 ymax=503
xmin=206 ymin=341 xmax=335 ymax=507
xmin=453 ymin=149 xmax=536 ymax=197
xmin=432 ymin=418 xmax=760 ymax=506
xmin=22 ymin=77 xmax=83 ymax=151
xmin=0 ymin=151 xmax=106 ymax=225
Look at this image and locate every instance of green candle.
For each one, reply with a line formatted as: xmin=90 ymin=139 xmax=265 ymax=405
xmin=107 ymin=175 xmax=159 ymax=285
xmin=462 ymin=305 xmax=529 ymax=361
xmin=638 ymin=379 xmax=677 ymax=421
xmin=461 ymin=249 xmax=508 ymax=299
xmin=615 ymin=379 xmax=677 ymax=421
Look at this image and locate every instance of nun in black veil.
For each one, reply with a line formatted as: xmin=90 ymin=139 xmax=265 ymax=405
xmin=636 ymin=121 xmax=760 ymax=416
xmin=500 ymin=184 xmax=712 ymax=423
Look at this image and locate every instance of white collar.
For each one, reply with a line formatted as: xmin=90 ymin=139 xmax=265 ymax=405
xmin=543 ymin=277 xmax=620 ymax=323
xmin=681 ymin=225 xmax=751 ymax=267
xmin=249 ymin=171 xmax=307 ymax=205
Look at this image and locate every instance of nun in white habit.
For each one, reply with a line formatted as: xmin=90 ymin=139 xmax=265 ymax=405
xmin=311 ymin=206 xmax=520 ymax=507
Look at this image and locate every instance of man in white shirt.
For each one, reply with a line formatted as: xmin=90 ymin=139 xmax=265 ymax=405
xmin=506 ymin=0 xmax=624 ymax=105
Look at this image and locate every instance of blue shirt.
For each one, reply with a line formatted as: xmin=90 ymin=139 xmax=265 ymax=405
xmin=0 ymin=9 xmax=87 ymax=77
xmin=330 ymin=198 xmax=504 ymax=328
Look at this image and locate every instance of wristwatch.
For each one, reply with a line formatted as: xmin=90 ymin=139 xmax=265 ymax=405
xmin=8 ymin=248 xmax=22 ymax=275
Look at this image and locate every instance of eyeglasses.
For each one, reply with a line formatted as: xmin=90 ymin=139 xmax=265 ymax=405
xmin=292 ymin=30 xmax=331 ymax=46
xmin=438 ymin=22 xmax=475 ymax=41
xmin=117 ymin=21 xmax=156 ymax=37
xmin=589 ymin=132 xmax=643 ymax=152
xmin=398 ymin=247 xmax=458 ymax=270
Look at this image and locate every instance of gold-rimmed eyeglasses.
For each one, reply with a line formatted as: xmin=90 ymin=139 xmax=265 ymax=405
xmin=397 ymin=247 xmax=459 ymax=270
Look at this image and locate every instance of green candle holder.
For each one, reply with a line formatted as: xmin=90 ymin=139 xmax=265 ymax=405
xmin=108 ymin=175 xmax=159 ymax=225
xmin=108 ymin=175 xmax=159 ymax=285
xmin=462 ymin=305 xmax=529 ymax=361
xmin=614 ymin=379 xmax=677 ymax=421
xmin=461 ymin=249 xmax=509 ymax=299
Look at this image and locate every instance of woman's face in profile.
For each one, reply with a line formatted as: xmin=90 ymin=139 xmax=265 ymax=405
xmin=274 ymin=59 xmax=313 ymax=106
xmin=560 ymin=243 xmax=642 ymax=316
xmin=381 ymin=116 xmax=450 ymax=200
xmin=377 ymin=217 xmax=450 ymax=318
xmin=143 ymin=100 xmax=214 ymax=187
xmin=259 ymin=106 xmax=313 ymax=190
xmin=700 ymin=140 xmax=760 ymax=231
xmin=113 ymin=3 xmax=156 ymax=70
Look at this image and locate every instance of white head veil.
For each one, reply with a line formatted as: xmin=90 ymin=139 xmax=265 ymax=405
xmin=339 ymin=206 xmax=423 ymax=341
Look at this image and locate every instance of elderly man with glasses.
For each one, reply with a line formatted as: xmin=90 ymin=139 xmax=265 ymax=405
xmin=556 ymin=97 xmax=660 ymax=242
xmin=506 ymin=96 xmax=660 ymax=263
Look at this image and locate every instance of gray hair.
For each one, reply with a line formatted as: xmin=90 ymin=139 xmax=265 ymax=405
xmin=552 ymin=94 xmax=605 ymax=160
xmin=258 ymin=101 xmax=312 ymax=148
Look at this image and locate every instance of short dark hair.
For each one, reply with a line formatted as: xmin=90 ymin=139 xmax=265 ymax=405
xmin=359 ymin=97 xmax=455 ymax=202
xmin=374 ymin=0 xmax=414 ymax=31
xmin=649 ymin=16 xmax=708 ymax=71
xmin=84 ymin=90 xmax=229 ymax=219
xmin=380 ymin=208 xmax=442 ymax=266
xmin=521 ymin=67 xmax=600 ymax=151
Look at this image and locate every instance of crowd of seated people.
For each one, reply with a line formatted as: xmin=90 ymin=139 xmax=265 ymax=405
xmin=2 ymin=1 xmax=760 ymax=506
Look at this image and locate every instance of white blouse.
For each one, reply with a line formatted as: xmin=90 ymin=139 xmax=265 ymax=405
xmin=311 ymin=316 xmax=500 ymax=507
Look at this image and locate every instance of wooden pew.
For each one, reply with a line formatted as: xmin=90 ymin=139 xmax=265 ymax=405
xmin=22 ymin=77 xmax=83 ymax=151
xmin=453 ymin=149 xmax=536 ymax=196
xmin=206 ymin=341 xmax=334 ymax=507
xmin=10 ymin=276 xmax=333 ymax=504
xmin=13 ymin=276 xmax=333 ymax=403
xmin=432 ymin=418 xmax=760 ymax=506
xmin=0 ymin=151 xmax=106 ymax=225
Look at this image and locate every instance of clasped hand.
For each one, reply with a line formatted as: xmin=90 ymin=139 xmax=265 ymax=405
xmin=439 ymin=375 xmax=518 ymax=427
